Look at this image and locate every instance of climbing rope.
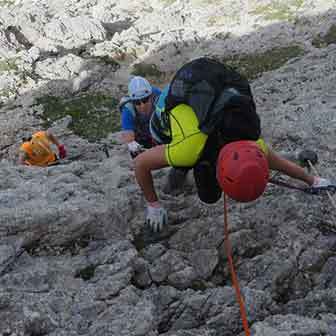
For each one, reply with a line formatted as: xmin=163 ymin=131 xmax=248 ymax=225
xmin=223 ymin=193 xmax=251 ymax=336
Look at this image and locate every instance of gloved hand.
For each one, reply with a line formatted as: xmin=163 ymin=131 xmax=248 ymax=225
xmin=127 ymin=141 xmax=144 ymax=158
xmin=298 ymin=150 xmax=318 ymax=167
xmin=57 ymin=144 xmax=67 ymax=159
xmin=312 ymin=177 xmax=332 ymax=188
xmin=146 ymin=202 xmax=168 ymax=233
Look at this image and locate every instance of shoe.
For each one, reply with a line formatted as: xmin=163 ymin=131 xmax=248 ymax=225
xmin=193 ymin=160 xmax=222 ymax=204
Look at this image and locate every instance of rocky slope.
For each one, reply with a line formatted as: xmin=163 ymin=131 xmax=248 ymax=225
xmin=0 ymin=0 xmax=336 ymax=335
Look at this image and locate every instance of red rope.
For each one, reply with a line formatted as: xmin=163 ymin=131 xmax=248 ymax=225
xmin=223 ymin=193 xmax=251 ymax=336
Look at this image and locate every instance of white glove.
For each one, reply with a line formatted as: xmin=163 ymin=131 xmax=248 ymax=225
xmin=312 ymin=177 xmax=332 ymax=188
xmin=146 ymin=203 xmax=168 ymax=233
xmin=127 ymin=141 xmax=144 ymax=156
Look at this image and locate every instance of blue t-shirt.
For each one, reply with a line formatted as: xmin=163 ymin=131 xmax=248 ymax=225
xmin=121 ymin=87 xmax=161 ymax=131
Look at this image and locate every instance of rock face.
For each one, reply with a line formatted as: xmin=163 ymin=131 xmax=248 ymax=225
xmin=0 ymin=0 xmax=336 ymax=335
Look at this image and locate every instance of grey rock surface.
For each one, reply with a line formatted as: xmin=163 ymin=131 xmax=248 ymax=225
xmin=0 ymin=0 xmax=336 ymax=335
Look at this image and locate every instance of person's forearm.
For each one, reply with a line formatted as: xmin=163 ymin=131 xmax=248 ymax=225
xmin=47 ymin=131 xmax=60 ymax=146
xmin=267 ymin=149 xmax=314 ymax=185
xmin=18 ymin=152 xmax=27 ymax=165
xmin=135 ymin=164 xmax=159 ymax=203
xmin=134 ymin=145 xmax=169 ymax=203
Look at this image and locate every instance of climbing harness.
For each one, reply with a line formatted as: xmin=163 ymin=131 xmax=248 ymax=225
xmin=223 ymin=193 xmax=251 ymax=336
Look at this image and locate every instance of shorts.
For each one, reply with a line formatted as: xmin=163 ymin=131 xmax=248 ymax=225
xmin=164 ymin=103 xmax=268 ymax=203
xmin=164 ymin=104 xmax=268 ymax=167
xmin=165 ymin=104 xmax=208 ymax=167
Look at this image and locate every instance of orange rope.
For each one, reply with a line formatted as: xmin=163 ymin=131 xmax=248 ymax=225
xmin=223 ymin=193 xmax=251 ymax=336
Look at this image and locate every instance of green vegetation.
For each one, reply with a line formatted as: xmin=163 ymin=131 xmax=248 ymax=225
xmin=251 ymin=0 xmax=304 ymax=22
xmin=0 ymin=58 xmax=19 ymax=73
xmin=75 ymin=265 xmax=96 ymax=281
xmin=207 ymin=14 xmax=240 ymax=27
xmin=191 ymin=0 xmax=219 ymax=5
xmin=312 ymin=25 xmax=336 ymax=48
xmin=191 ymin=280 xmax=209 ymax=291
xmin=36 ymin=93 xmax=119 ymax=141
xmin=221 ymin=45 xmax=305 ymax=80
xmin=161 ymin=0 xmax=218 ymax=4
xmin=0 ymin=0 xmax=15 ymax=6
xmin=0 ymin=88 xmax=17 ymax=99
xmin=96 ymin=55 xmax=120 ymax=70
xmin=131 ymin=62 xmax=163 ymax=78
xmin=160 ymin=0 xmax=176 ymax=5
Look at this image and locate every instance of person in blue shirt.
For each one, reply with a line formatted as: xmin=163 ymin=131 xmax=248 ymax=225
xmin=120 ymin=76 xmax=161 ymax=158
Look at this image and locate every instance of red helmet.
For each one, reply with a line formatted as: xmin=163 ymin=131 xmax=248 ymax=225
xmin=216 ymin=141 xmax=269 ymax=202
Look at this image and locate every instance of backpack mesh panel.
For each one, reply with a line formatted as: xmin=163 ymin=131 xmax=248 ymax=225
xmin=165 ymin=57 xmax=260 ymax=141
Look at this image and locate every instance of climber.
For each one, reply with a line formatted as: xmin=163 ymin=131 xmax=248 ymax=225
xmin=119 ymin=76 xmax=161 ymax=158
xmin=18 ymin=130 xmax=67 ymax=166
xmin=133 ymin=57 xmax=333 ymax=232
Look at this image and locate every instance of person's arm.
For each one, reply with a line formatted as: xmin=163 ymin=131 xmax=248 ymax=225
xmin=46 ymin=130 xmax=67 ymax=159
xmin=267 ymin=149 xmax=314 ymax=185
xmin=122 ymin=130 xmax=145 ymax=158
xmin=46 ymin=130 xmax=61 ymax=146
xmin=120 ymin=106 xmax=144 ymax=157
xmin=134 ymin=145 xmax=169 ymax=232
xmin=18 ymin=149 xmax=29 ymax=165
xmin=134 ymin=145 xmax=169 ymax=202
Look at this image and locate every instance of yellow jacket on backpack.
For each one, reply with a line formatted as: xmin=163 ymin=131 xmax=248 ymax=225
xmin=20 ymin=131 xmax=57 ymax=166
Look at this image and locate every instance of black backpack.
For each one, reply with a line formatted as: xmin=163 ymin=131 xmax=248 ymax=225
xmin=165 ymin=57 xmax=261 ymax=143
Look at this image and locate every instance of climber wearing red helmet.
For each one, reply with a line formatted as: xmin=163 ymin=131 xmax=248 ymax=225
xmin=133 ymin=57 xmax=333 ymax=232
xmin=216 ymin=141 xmax=269 ymax=202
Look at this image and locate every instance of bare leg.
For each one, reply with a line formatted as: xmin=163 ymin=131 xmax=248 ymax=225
xmin=134 ymin=145 xmax=169 ymax=203
xmin=267 ymin=149 xmax=314 ymax=186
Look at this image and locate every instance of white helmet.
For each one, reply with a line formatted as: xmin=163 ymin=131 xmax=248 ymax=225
xmin=128 ymin=76 xmax=152 ymax=100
